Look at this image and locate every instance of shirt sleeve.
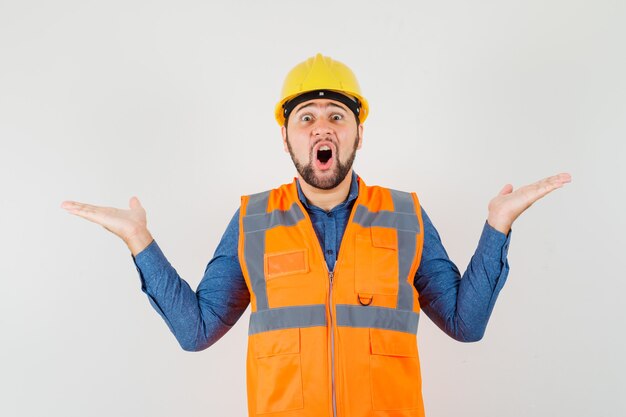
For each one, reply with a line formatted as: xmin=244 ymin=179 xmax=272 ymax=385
xmin=131 ymin=208 xmax=250 ymax=351
xmin=413 ymin=206 xmax=512 ymax=342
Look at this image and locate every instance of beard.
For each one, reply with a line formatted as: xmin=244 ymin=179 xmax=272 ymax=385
xmin=286 ymin=133 xmax=359 ymax=190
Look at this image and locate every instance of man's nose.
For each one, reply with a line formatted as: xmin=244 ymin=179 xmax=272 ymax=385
xmin=311 ymin=119 xmax=333 ymax=137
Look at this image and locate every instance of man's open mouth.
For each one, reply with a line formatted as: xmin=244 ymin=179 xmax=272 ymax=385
xmin=317 ymin=145 xmax=332 ymax=162
xmin=315 ymin=144 xmax=334 ymax=170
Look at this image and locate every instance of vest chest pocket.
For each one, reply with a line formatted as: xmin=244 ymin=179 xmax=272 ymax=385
xmin=253 ymin=328 xmax=304 ymax=414
xmin=369 ymin=328 xmax=421 ymax=411
xmin=264 ymin=249 xmax=309 ymax=280
xmin=355 ymin=227 xmax=399 ymax=296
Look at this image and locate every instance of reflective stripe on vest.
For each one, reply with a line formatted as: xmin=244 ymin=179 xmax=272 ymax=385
xmin=242 ymin=191 xmax=306 ymax=312
xmin=248 ymin=304 xmax=419 ymax=335
xmin=242 ymin=186 xmax=421 ymax=336
xmin=351 ymin=189 xmax=420 ymax=311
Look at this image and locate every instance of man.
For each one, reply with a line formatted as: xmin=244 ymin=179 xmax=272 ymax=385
xmin=61 ymin=53 xmax=571 ymax=417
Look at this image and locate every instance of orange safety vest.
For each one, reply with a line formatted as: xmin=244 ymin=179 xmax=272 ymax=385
xmin=238 ymin=176 xmax=425 ymax=417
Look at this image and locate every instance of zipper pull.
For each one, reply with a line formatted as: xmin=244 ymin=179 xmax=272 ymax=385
xmin=329 ymin=271 xmax=334 ymax=283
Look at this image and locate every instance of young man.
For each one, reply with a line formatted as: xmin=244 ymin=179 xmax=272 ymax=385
xmin=61 ymin=53 xmax=571 ymax=417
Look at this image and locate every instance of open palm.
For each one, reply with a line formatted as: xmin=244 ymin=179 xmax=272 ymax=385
xmin=487 ymin=172 xmax=572 ymax=233
xmin=60 ymin=196 xmax=148 ymax=243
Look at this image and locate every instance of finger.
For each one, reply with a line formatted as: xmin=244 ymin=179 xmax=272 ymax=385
xmin=129 ymin=196 xmax=143 ymax=210
xmin=537 ymin=172 xmax=572 ymax=187
xmin=531 ymin=172 xmax=572 ymax=185
xmin=61 ymin=201 xmax=85 ymax=212
xmin=526 ymin=173 xmax=571 ymax=202
xmin=61 ymin=201 xmax=100 ymax=212
xmin=498 ymin=184 xmax=514 ymax=196
xmin=556 ymin=172 xmax=572 ymax=183
xmin=60 ymin=200 xmax=79 ymax=209
xmin=61 ymin=201 xmax=109 ymax=224
xmin=543 ymin=173 xmax=571 ymax=190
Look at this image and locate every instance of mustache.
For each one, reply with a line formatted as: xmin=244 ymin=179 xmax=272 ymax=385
xmin=311 ymin=137 xmax=337 ymax=147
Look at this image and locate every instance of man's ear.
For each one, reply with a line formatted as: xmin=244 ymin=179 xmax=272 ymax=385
xmin=281 ymin=125 xmax=289 ymax=152
xmin=356 ymin=124 xmax=364 ymax=150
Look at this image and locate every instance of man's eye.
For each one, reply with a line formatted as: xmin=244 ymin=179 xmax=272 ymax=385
xmin=331 ymin=114 xmax=343 ymax=121
xmin=301 ymin=115 xmax=312 ymax=122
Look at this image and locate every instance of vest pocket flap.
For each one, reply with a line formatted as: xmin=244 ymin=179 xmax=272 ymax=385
xmin=370 ymin=328 xmax=417 ymax=357
xmin=254 ymin=328 xmax=301 ymax=358
xmin=371 ymin=227 xmax=397 ymax=250
xmin=264 ymin=249 xmax=309 ymax=279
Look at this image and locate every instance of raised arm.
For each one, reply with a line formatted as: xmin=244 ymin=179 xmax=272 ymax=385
xmin=60 ymin=197 xmax=250 ymax=351
xmin=414 ymin=173 xmax=572 ymax=342
xmin=414 ymin=209 xmax=511 ymax=342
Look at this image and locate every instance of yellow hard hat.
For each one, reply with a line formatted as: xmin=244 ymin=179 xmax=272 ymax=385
xmin=275 ymin=53 xmax=369 ymax=126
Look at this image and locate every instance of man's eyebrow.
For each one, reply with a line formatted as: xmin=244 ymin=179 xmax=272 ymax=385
xmin=294 ymin=102 xmax=315 ymax=113
xmin=327 ymin=102 xmax=348 ymax=112
xmin=294 ymin=102 xmax=349 ymax=114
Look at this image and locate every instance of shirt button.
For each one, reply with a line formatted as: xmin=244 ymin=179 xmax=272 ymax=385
xmin=326 ymin=249 xmax=334 ymax=255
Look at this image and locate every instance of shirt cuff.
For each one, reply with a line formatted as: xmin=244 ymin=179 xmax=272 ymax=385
xmin=477 ymin=220 xmax=512 ymax=260
xmin=131 ymin=239 xmax=171 ymax=291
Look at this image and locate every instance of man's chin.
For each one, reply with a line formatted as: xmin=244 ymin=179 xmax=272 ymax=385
xmin=294 ymin=154 xmax=354 ymax=191
xmin=304 ymin=169 xmax=346 ymax=190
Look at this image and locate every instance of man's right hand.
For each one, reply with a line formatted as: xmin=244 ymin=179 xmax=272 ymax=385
xmin=60 ymin=196 xmax=154 ymax=256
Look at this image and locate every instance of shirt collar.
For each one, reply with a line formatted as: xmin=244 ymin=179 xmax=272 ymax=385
xmin=296 ymin=170 xmax=360 ymax=211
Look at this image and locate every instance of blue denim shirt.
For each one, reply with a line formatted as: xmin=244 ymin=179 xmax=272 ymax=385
xmin=132 ymin=171 xmax=512 ymax=351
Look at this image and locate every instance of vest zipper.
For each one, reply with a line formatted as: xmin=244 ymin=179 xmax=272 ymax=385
xmin=329 ymin=270 xmax=337 ymax=417
xmin=293 ymin=193 xmax=357 ymax=417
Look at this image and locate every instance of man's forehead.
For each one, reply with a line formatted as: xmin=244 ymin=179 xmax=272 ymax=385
xmin=293 ymin=99 xmax=350 ymax=113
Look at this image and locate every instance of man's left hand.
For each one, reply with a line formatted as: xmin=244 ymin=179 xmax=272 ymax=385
xmin=487 ymin=172 xmax=572 ymax=235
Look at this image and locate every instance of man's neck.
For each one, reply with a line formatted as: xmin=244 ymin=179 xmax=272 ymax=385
xmin=298 ymin=170 xmax=354 ymax=212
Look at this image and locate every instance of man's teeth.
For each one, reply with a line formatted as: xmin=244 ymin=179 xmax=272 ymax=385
xmin=319 ymin=145 xmax=331 ymax=151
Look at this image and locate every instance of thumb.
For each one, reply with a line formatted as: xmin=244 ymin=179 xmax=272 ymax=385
xmin=129 ymin=196 xmax=143 ymax=210
xmin=499 ymin=184 xmax=514 ymax=196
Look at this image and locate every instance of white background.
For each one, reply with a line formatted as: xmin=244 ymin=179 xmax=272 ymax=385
xmin=1 ymin=1 xmax=624 ymax=416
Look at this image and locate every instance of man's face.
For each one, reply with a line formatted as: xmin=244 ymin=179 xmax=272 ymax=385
xmin=281 ymin=98 xmax=363 ymax=190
